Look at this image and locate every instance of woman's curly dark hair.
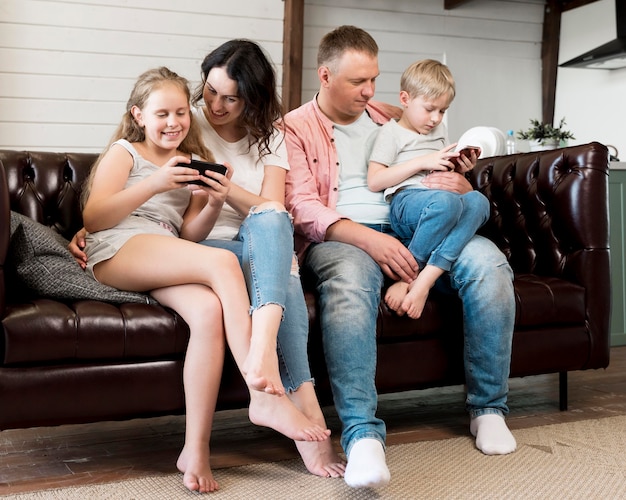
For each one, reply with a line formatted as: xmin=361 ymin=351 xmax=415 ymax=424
xmin=192 ymin=39 xmax=283 ymax=159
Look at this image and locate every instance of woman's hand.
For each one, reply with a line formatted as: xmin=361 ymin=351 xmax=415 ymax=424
xmin=68 ymin=228 xmax=88 ymax=269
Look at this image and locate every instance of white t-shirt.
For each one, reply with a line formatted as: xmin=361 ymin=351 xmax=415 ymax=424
xmin=334 ymin=111 xmax=389 ymax=224
xmin=369 ymin=119 xmax=448 ymax=202
xmin=193 ymin=106 xmax=290 ymax=240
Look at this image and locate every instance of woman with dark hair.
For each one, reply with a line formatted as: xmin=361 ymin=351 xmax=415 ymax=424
xmin=191 ymin=39 xmax=346 ymax=480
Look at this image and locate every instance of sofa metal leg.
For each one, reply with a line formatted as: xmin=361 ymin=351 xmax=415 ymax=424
xmin=559 ymin=372 xmax=568 ymax=411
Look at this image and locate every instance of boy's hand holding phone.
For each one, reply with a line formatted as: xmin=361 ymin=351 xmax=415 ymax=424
xmin=451 ymin=145 xmax=481 ymax=172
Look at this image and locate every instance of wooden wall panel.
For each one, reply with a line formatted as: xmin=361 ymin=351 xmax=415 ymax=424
xmin=0 ymin=0 xmax=285 ymax=152
xmin=299 ymin=0 xmax=545 ymax=143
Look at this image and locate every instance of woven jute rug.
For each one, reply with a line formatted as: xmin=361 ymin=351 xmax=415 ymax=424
xmin=3 ymin=415 xmax=626 ymax=499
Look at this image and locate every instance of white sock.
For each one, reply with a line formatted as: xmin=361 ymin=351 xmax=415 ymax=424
xmin=470 ymin=414 xmax=517 ymax=455
xmin=344 ymin=438 xmax=390 ymax=489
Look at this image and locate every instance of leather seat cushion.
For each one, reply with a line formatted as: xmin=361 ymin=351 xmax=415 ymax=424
xmin=1 ymin=299 xmax=190 ymax=365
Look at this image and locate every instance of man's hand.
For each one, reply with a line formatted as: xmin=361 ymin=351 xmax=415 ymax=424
xmin=68 ymin=228 xmax=88 ymax=269
xmin=422 ymin=170 xmax=473 ymax=194
xmin=326 ymin=219 xmax=418 ymax=282
xmin=364 ymin=230 xmax=418 ymax=283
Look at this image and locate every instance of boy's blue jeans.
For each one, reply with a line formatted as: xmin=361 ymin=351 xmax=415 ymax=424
xmin=201 ymin=208 xmax=312 ymax=392
xmin=303 ymin=232 xmax=514 ymax=456
xmin=390 ymin=188 xmax=490 ymax=271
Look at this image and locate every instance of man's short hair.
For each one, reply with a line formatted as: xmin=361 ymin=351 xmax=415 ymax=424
xmin=317 ymin=25 xmax=378 ymax=69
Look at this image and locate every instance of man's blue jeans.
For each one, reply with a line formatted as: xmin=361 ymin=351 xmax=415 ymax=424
xmin=303 ymin=232 xmax=514 ymax=456
xmin=390 ymin=188 xmax=490 ymax=271
xmin=201 ymin=208 xmax=312 ymax=392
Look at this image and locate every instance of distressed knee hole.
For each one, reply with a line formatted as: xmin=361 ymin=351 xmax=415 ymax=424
xmin=250 ymin=200 xmax=287 ymax=214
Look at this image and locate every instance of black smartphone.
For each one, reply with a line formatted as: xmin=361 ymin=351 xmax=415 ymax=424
xmin=179 ymin=159 xmax=227 ymax=186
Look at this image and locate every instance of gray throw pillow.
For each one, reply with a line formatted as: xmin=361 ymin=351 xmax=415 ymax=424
xmin=8 ymin=211 xmax=155 ymax=304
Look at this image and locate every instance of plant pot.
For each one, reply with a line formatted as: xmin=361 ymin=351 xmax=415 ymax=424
xmin=529 ymin=139 xmax=559 ymax=152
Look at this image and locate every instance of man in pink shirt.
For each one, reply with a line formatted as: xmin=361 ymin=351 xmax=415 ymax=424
xmin=283 ymin=25 xmax=517 ymax=489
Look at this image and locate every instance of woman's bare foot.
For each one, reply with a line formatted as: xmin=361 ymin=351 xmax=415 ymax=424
xmin=384 ymin=281 xmax=409 ymax=313
xmin=296 ymin=439 xmax=346 ymax=477
xmin=399 ymin=280 xmax=429 ymax=319
xmin=177 ymin=445 xmax=218 ymax=493
xmin=242 ymin=305 xmax=286 ymax=397
xmin=249 ymin=392 xmax=331 ymax=442
xmin=243 ymin=333 xmax=285 ymax=397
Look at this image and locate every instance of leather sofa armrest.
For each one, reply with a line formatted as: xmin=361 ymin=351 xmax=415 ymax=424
xmin=471 ymin=141 xmax=611 ymax=367
xmin=0 ymin=158 xmax=9 ymax=315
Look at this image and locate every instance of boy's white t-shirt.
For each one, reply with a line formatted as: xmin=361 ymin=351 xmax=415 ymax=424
xmin=193 ymin=106 xmax=290 ymax=240
xmin=369 ymin=119 xmax=448 ymax=201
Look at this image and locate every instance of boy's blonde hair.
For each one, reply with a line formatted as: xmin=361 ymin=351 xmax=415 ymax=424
xmin=401 ymin=59 xmax=456 ymax=103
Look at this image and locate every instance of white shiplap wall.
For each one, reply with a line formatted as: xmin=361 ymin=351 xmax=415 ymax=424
xmin=0 ymin=0 xmax=285 ymax=152
xmin=301 ymin=0 xmax=545 ymax=146
xmin=0 ymin=0 xmax=546 ymax=153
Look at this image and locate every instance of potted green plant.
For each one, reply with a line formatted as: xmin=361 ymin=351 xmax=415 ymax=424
xmin=517 ymin=117 xmax=575 ymax=151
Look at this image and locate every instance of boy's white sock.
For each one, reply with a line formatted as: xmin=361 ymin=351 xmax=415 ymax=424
xmin=470 ymin=414 xmax=517 ymax=455
xmin=344 ymin=438 xmax=390 ymax=489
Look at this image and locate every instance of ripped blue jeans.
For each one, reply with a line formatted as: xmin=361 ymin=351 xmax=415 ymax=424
xmin=200 ymin=207 xmax=312 ymax=392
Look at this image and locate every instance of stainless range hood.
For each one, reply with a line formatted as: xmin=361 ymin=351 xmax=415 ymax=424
xmin=560 ymin=0 xmax=626 ymax=69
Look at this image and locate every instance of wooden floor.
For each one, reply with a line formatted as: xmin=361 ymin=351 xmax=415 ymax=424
xmin=2 ymin=346 xmax=626 ymax=495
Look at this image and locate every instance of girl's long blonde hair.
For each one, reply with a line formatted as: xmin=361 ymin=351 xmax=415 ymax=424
xmin=82 ymin=67 xmax=214 ymax=207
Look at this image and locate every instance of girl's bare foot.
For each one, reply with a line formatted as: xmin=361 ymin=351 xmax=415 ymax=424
xmin=249 ymin=392 xmax=331 ymax=442
xmin=384 ymin=281 xmax=409 ymax=313
xmin=296 ymin=439 xmax=346 ymax=477
xmin=177 ymin=446 xmax=219 ymax=493
xmin=400 ymin=280 xmax=429 ymax=319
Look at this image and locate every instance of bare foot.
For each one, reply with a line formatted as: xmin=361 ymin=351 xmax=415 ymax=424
xmin=400 ymin=279 xmax=429 ymax=319
xmin=243 ymin=336 xmax=285 ymax=397
xmin=177 ymin=445 xmax=219 ymax=493
xmin=249 ymin=392 xmax=331 ymax=442
xmin=296 ymin=439 xmax=346 ymax=477
xmin=384 ymin=281 xmax=409 ymax=313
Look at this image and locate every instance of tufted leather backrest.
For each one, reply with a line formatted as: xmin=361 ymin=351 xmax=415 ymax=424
xmin=471 ymin=141 xmax=609 ymax=275
xmin=0 ymin=150 xmax=98 ymax=241
xmin=2 ymin=143 xmax=609 ymax=269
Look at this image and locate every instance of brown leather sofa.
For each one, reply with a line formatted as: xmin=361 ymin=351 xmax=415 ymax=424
xmin=0 ymin=142 xmax=611 ymax=431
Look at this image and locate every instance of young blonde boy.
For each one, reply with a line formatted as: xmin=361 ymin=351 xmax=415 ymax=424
xmin=368 ymin=59 xmax=490 ymax=319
